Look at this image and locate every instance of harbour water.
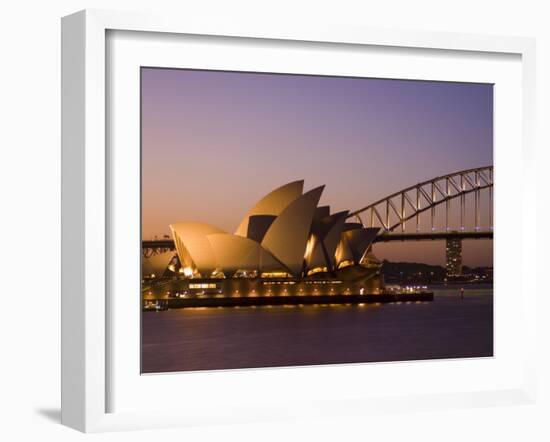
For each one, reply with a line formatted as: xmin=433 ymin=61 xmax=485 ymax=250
xmin=141 ymin=285 xmax=493 ymax=373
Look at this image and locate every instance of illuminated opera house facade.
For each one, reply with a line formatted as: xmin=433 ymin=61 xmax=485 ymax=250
xmin=142 ymin=181 xmax=383 ymax=298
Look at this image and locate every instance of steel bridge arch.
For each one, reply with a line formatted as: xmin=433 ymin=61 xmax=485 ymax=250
xmin=348 ymin=166 xmax=493 ymax=233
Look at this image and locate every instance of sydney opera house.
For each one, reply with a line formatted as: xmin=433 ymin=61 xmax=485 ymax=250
xmin=142 ymin=181 xmax=383 ymax=298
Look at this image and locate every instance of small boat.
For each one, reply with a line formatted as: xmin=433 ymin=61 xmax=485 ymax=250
xmin=143 ymin=301 xmax=167 ymax=312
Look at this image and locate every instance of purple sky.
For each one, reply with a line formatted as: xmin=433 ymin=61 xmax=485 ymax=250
xmin=141 ymin=68 xmax=493 ymax=266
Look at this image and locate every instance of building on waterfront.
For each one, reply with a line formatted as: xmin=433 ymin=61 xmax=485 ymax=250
xmin=445 ymin=237 xmax=463 ymax=277
xmin=142 ymin=181 xmax=383 ymax=298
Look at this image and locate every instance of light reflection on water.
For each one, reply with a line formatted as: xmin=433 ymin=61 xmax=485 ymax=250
xmin=141 ymin=286 xmax=493 ymax=373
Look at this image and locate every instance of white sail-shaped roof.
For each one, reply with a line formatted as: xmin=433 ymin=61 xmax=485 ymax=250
xmin=313 ymin=206 xmax=330 ymax=221
xmin=166 ymin=181 xmax=381 ymax=279
xmin=320 ymin=212 xmax=349 ymax=270
xmin=306 ymin=211 xmax=348 ymax=270
xmin=347 ymin=227 xmax=380 ymax=262
xmin=150 ymin=251 xmax=176 ymax=274
xmin=305 ymin=235 xmax=326 ymax=270
xmin=235 ymin=180 xmax=304 ymax=238
xmin=336 ymin=227 xmax=380 ymax=265
xmin=170 ymin=222 xmax=225 ymax=275
xmin=261 ymin=186 xmax=324 ymax=276
xmin=207 ymin=233 xmax=281 ymax=275
xmin=335 ymin=236 xmax=354 ymax=266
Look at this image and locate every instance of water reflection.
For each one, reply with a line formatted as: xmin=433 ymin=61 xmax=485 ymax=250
xmin=141 ymin=287 xmax=493 ymax=373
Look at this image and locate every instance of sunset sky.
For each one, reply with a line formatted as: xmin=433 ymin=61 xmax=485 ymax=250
xmin=141 ymin=68 xmax=493 ymax=266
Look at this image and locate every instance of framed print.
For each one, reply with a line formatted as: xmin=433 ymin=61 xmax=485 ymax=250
xmin=61 ymin=9 xmax=537 ymax=432
xmin=139 ymin=68 xmax=493 ymax=374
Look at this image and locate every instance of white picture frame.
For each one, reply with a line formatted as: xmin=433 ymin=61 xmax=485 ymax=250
xmin=61 ymin=9 xmax=537 ymax=433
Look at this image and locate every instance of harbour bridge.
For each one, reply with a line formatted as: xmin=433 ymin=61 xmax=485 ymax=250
xmin=142 ymin=166 xmax=493 ymax=276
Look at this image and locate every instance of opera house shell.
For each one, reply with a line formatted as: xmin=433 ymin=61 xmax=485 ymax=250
xmin=143 ymin=181 xmax=383 ymax=297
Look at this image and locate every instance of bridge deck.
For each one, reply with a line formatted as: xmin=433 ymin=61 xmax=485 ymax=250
xmin=372 ymin=231 xmax=493 ymax=242
xmin=142 ymin=230 xmax=492 ymax=250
